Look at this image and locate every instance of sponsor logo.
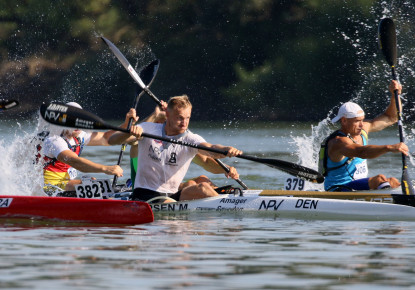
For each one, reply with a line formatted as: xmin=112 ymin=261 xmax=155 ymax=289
xmin=0 ymin=198 xmax=12 ymax=208
xmin=216 ymin=206 xmax=243 ymax=211
xmin=44 ymin=111 xmax=61 ymax=122
xmin=219 ymin=198 xmax=247 ymax=206
xmin=168 ymin=152 xmax=177 ymax=164
xmin=148 ymin=145 xmax=162 ymax=161
xmin=47 ymin=104 xmax=68 ymax=112
xmin=75 ymin=118 xmax=94 ymax=129
xmin=259 ymin=199 xmax=284 ymax=210
xmin=297 ymin=172 xmax=317 ymax=180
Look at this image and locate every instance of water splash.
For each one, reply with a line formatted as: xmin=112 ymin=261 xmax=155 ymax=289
xmin=0 ymin=117 xmax=45 ymax=196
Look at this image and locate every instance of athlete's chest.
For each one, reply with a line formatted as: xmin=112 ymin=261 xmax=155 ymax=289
xmin=145 ymin=139 xmax=189 ymax=165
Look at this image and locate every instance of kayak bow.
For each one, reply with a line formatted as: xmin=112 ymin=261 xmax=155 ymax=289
xmin=0 ymin=195 xmax=154 ymax=225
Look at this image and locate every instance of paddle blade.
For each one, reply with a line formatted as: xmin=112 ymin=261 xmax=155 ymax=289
xmin=239 ymin=155 xmax=324 ymax=183
xmin=0 ymin=99 xmax=19 ymax=111
xmin=265 ymin=160 xmax=325 ymax=184
xmin=140 ymin=59 xmax=160 ymax=88
xmin=39 ymin=103 xmax=123 ymax=132
xmin=378 ymin=18 xmax=397 ymax=67
xmin=101 ymin=36 xmax=147 ymax=88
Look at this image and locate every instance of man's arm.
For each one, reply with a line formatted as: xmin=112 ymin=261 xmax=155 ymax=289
xmin=57 ymin=150 xmax=123 ymax=176
xmin=108 ymin=125 xmax=142 ymax=146
xmin=364 ymin=80 xmax=402 ymax=133
xmin=88 ymin=108 xmax=139 ymax=146
xmin=197 ymin=142 xmax=242 ymax=159
xmin=328 ymin=136 xmax=408 ymax=161
xmin=192 ymin=154 xmax=240 ymax=179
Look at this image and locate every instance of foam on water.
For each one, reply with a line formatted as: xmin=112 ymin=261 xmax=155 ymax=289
xmin=0 ymin=117 xmax=45 ymax=196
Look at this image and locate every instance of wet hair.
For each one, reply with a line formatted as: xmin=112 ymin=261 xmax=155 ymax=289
xmin=167 ymin=95 xmax=192 ymax=110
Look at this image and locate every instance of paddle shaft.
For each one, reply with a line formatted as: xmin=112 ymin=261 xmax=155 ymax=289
xmin=115 ymin=128 xmax=321 ymax=182
xmin=214 ymin=159 xmax=248 ymax=189
xmin=391 ymin=67 xmax=407 ymax=166
xmin=112 ymin=89 xmax=145 ymax=188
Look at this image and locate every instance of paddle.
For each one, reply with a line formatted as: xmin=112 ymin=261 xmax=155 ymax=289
xmin=39 ymin=103 xmax=325 ymax=183
xmin=112 ymin=59 xmax=160 ymax=188
xmin=101 ymin=36 xmax=161 ymax=105
xmin=0 ymin=99 xmax=19 ymax=111
xmin=378 ymin=18 xmax=414 ymax=195
xmin=101 ymin=36 xmax=249 ymax=189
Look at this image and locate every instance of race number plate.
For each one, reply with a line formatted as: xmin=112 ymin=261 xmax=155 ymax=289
xmin=284 ymin=177 xmax=306 ymax=191
xmin=75 ymin=179 xmax=114 ymax=199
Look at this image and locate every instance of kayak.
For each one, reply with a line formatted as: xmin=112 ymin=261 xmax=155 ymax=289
xmin=148 ymin=189 xmax=415 ymax=221
xmin=0 ymin=195 xmax=154 ymax=225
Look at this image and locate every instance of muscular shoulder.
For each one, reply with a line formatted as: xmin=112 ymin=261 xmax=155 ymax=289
xmin=185 ymin=130 xmax=206 ymax=144
xmin=327 ymin=135 xmax=355 ymax=161
xmin=328 ymin=135 xmax=353 ymax=148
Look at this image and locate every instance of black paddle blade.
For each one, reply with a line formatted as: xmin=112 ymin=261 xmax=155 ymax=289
xmin=0 ymin=99 xmax=19 ymax=110
xmin=39 ymin=103 xmax=123 ymax=132
xmin=265 ymin=160 xmax=324 ymax=184
xmin=140 ymin=59 xmax=160 ymax=88
xmin=239 ymin=155 xmax=324 ymax=183
xmin=378 ymin=18 xmax=397 ymax=67
xmin=135 ymin=59 xmax=161 ymax=103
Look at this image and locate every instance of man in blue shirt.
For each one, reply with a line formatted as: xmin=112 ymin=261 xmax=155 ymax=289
xmin=323 ymin=80 xmax=409 ymax=191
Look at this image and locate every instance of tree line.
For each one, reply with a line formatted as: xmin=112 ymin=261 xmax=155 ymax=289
xmin=1 ymin=0 xmax=414 ymax=122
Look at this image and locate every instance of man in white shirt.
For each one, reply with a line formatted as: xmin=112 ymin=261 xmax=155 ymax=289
xmin=109 ymin=95 xmax=242 ymax=202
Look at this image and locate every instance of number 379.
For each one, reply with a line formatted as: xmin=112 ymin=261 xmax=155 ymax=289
xmin=284 ymin=177 xmax=305 ymax=191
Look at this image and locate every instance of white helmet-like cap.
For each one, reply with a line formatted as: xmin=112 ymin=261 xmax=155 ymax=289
xmin=331 ymin=102 xmax=365 ymax=123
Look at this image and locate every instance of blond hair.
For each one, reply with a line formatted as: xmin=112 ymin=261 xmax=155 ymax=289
xmin=167 ymin=95 xmax=192 ymax=110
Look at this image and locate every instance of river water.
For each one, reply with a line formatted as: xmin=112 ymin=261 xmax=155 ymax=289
xmin=1 ymin=118 xmax=415 ymax=289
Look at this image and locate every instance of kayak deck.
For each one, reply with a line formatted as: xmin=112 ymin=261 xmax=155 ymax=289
xmin=149 ymin=190 xmax=415 ymax=221
xmin=0 ymin=195 xmax=154 ymax=225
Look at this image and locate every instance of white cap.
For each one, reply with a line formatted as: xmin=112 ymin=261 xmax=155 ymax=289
xmin=331 ymin=102 xmax=365 ymax=123
xmin=66 ymin=102 xmax=82 ymax=109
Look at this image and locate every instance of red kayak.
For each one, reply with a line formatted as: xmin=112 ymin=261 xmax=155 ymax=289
xmin=0 ymin=195 xmax=153 ymax=225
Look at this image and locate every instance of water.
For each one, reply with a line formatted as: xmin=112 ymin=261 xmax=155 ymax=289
xmin=1 ymin=119 xmax=415 ymax=289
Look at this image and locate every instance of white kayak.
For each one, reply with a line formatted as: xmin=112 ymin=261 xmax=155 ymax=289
xmin=148 ymin=189 xmax=415 ymax=221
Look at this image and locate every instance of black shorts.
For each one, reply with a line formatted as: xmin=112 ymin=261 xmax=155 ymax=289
xmin=131 ymin=187 xmax=181 ymax=203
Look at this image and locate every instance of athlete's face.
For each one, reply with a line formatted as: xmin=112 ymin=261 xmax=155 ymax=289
xmin=342 ymin=116 xmax=364 ymax=136
xmin=166 ymin=106 xmax=191 ymax=135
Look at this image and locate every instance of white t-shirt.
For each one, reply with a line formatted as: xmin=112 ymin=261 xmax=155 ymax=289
xmin=135 ymin=122 xmax=206 ymax=193
xmin=43 ymin=131 xmax=92 ymax=159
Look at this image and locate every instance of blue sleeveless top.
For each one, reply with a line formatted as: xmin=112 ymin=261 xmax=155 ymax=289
xmin=324 ymin=131 xmax=368 ymax=190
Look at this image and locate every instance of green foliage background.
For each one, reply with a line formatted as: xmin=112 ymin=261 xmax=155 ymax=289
xmin=1 ymin=0 xmax=414 ymax=121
